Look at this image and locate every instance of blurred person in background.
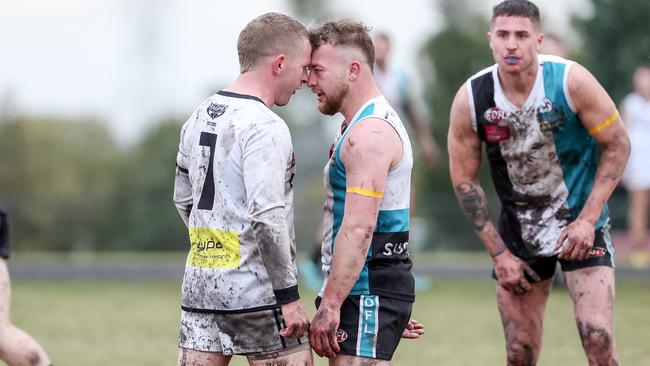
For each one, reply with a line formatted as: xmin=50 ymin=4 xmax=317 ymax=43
xmin=0 ymin=208 xmax=52 ymax=366
xmin=307 ymin=19 xmax=422 ymax=364
xmin=620 ymin=64 xmax=650 ymax=268
xmin=448 ymin=0 xmax=629 ymax=365
xmin=172 ymin=12 xmax=313 ymax=366
xmin=373 ymin=32 xmax=440 ymax=168
xmin=538 ymin=33 xmax=570 ymax=59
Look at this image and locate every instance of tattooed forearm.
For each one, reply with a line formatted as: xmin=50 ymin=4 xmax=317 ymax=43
xmin=454 ymin=182 xmax=491 ymax=232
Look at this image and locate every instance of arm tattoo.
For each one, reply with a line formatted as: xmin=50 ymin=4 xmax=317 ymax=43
xmin=454 ymin=182 xmax=491 ymax=232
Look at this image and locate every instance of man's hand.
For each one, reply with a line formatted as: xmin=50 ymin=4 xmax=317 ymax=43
xmin=401 ymin=319 xmax=425 ymax=339
xmin=493 ymin=251 xmax=540 ymax=296
xmin=555 ymin=219 xmax=595 ymax=261
xmin=279 ymin=300 xmax=310 ymax=339
xmin=309 ymin=305 xmax=340 ymax=358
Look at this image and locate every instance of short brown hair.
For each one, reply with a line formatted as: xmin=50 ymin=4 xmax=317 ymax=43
xmin=492 ymin=0 xmax=541 ymax=29
xmin=309 ymin=19 xmax=375 ymax=72
xmin=237 ymin=12 xmax=308 ymax=73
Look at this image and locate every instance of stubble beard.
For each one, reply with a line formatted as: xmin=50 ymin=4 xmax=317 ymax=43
xmin=319 ymin=81 xmax=349 ymax=116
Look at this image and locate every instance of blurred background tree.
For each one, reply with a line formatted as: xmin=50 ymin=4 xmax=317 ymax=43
xmin=417 ymin=0 xmax=495 ymax=250
xmin=0 ymin=118 xmax=120 ymax=250
xmin=575 ymin=0 xmax=650 ymax=103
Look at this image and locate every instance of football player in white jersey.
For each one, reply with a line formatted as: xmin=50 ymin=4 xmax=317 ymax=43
xmin=448 ymin=1 xmax=629 ymax=365
xmin=307 ymin=19 xmax=423 ymax=365
xmin=173 ymin=12 xmax=313 ymax=366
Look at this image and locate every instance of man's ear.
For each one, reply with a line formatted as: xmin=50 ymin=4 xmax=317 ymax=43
xmin=349 ymin=60 xmax=361 ymax=81
xmin=273 ymin=54 xmax=286 ymax=76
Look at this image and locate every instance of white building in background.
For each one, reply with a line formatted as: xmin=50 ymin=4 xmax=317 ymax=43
xmin=0 ymin=0 xmax=587 ymax=145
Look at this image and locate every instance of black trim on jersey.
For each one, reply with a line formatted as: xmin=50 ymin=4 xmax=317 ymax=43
xmin=181 ymin=303 xmax=280 ymax=314
xmin=470 ymin=73 xmax=526 ymax=258
xmin=217 ymin=90 xmax=265 ymax=106
xmin=368 ymin=231 xmax=415 ymax=302
xmin=176 ymin=163 xmax=189 ymax=174
xmin=273 ymin=309 xmax=287 ymax=348
xmin=273 ymin=285 xmax=300 ymax=305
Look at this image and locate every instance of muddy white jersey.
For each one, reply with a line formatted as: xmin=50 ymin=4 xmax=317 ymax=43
xmin=174 ymin=90 xmax=298 ymax=313
xmin=466 ymin=55 xmax=609 ymax=257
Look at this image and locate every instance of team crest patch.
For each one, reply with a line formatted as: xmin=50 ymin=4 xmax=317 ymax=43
xmin=336 ymin=329 xmax=348 ymax=343
xmin=207 ymin=103 xmax=228 ymax=119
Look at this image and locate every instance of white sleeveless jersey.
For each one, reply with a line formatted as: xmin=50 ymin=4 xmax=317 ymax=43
xmin=173 ymin=91 xmax=298 ymax=313
xmin=466 ymin=54 xmax=610 ymax=257
xmin=320 ymin=96 xmax=415 ymax=302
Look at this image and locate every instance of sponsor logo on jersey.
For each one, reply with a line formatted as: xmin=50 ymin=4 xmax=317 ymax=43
xmin=336 ymin=329 xmax=348 ymax=343
xmin=484 ymin=124 xmax=511 ymax=142
xmin=207 ymin=103 xmax=228 ymax=119
xmin=484 ymin=107 xmax=507 ymax=123
xmin=382 ymin=241 xmax=409 ymax=257
xmin=589 ymin=247 xmax=607 ymax=258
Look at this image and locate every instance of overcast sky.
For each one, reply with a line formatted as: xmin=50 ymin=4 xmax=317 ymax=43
xmin=0 ymin=0 xmax=590 ymax=144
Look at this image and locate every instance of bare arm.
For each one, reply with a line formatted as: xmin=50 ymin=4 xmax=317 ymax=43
xmin=556 ymin=64 xmax=631 ymax=260
xmin=309 ymin=117 xmax=400 ymax=357
xmin=448 ymin=84 xmax=539 ymax=293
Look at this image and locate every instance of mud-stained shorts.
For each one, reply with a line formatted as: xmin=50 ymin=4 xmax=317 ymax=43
xmin=493 ymin=224 xmax=615 ymax=282
xmin=315 ymin=295 xmax=412 ymax=360
xmin=178 ymin=307 xmax=308 ymax=356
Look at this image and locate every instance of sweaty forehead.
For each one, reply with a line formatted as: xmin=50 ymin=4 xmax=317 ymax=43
xmin=492 ymin=15 xmax=538 ymax=32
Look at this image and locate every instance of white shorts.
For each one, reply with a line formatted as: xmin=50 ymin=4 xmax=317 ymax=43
xmin=178 ymin=308 xmax=308 ymax=356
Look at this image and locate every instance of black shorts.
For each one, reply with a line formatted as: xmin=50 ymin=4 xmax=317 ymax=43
xmin=0 ymin=209 xmax=10 ymax=260
xmin=315 ymin=295 xmax=412 ymax=360
xmin=493 ymin=225 xmax=614 ymax=282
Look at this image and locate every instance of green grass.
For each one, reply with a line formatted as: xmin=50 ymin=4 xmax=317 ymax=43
xmin=9 ymin=277 xmax=650 ymax=366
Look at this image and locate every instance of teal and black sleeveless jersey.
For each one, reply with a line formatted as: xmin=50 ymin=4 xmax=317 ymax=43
xmin=466 ymin=54 xmax=610 ymax=258
xmin=319 ymin=96 xmax=415 ymax=302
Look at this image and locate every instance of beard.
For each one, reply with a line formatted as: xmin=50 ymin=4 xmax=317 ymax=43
xmin=319 ymin=81 xmax=349 ymax=116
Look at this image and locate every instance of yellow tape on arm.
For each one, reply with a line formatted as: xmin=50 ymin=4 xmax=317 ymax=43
xmin=588 ymin=111 xmax=618 ymax=136
xmin=347 ymin=186 xmax=384 ymax=198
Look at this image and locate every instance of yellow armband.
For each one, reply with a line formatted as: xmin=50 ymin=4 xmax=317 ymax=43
xmin=347 ymin=186 xmax=384 ymax=198
xmin=588 ymin=111 xmax=618 ymax=136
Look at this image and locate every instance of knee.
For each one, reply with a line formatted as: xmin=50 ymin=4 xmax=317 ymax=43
xmin=506 ymin=341 xmax=538 ymax=366
xmin=577 ymin=322 xmax=616 ymax=363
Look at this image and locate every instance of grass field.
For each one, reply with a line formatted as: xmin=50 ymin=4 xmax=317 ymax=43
xmin=10 ymin=276 xmax=650 ymax=365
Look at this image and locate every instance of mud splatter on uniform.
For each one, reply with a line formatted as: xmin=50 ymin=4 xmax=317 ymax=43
xmin=173 ymin=91 xmax=305 ymax=354
xmin=467 ymin=55 xmax=614 ymax=277
xmin=318 ymin=96 xmax=414 ymax=360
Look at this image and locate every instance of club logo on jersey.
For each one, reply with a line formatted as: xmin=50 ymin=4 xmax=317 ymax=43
xmin=589 ymin=247 xmax=607 ymax=258
xmin=537 ymin=98 xmax=566 ymax=132
xmin=336 ymin=329 xmax=348 ymax=343
xmin=484 ymin=107 xmax=508 ymax=123
xmin=207 ymin=103 xmax=228 ymax=119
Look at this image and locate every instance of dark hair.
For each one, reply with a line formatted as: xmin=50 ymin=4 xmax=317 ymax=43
xmin=492 ymin=0 xmax=541 ymax=27
xmin=237 ymin=12 xmax=308 ymax=73
xmin=309 ymin=19 xmax=375 ymax=71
